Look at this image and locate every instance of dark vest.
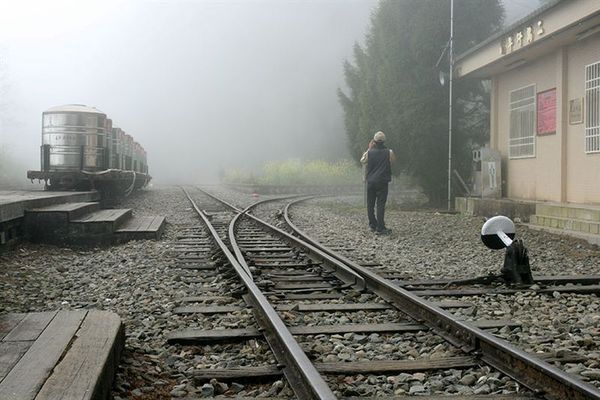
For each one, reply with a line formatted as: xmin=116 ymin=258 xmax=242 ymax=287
xmin=366 ymin=144 xmax=391 ymax=183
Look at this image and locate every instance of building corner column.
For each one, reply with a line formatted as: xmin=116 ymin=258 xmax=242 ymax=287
xmin=558 ymin=47 xmax=568 ymax=203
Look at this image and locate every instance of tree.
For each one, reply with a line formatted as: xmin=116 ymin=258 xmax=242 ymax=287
xmin=339 ymin=0 xmax=504 ymax=205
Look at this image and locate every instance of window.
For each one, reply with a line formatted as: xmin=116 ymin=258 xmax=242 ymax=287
xmin=509 ymin=84 xmax=536 ymax=158
xmin=585 ymin=61 xmax=600 ymax=153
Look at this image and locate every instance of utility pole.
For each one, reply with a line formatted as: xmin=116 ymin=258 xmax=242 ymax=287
xmin=447 ymin=0 xmax=454 ymax=211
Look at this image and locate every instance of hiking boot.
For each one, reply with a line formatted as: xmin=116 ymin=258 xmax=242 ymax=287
xmin=376 ymin=228 xmax=392 ymax=235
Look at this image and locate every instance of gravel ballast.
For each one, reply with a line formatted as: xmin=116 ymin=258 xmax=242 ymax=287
xmin=1 ymin=186 xmax=599 ymax=397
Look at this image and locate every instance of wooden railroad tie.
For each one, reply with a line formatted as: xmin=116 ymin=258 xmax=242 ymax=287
xmin=166 ymin=319 xmax=521 ymax=344
xmin=172 ymin=301 xmax=473 ymax=315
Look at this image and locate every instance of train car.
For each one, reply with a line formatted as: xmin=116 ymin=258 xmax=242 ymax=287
xmin=28 ymin=104 xmax=150 ymax=194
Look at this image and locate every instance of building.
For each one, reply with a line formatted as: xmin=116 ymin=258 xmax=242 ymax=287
xmin=455 ymin=0 xmax=600 ymax=205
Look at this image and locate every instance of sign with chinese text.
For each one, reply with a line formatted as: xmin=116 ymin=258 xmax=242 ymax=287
xmin=537 ymin=88 xmax=556 ymax=135
xmin=569 ymin=98 xmax=583 ymax=125
xmin=500 ymin=20 xmax=545 ymax=55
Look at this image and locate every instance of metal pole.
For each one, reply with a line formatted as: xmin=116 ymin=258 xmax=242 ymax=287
xmin=447 ymin=0 xmax=454 ymax=211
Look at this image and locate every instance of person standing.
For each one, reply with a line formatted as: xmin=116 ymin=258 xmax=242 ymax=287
xmin=360 ymin=131 xmax=395 ymax=234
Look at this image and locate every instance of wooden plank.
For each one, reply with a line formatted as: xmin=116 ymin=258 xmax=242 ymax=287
xmin=289 ymin=322 xmax=425 ymax=335
xmin=262 ymin=268 xmax=319 ymax=273
xmin=471 ymin=319 xmax=521 ymax=329
xmin=138 ymin=217 xmax=155 ymax=231
xmin=0 ymin=310 xmax=86 ymax=400
xmin=2 ymin=312 xmax=56 ymax=342
xmin=0 ymin=314 xmax=26 ymax=340
xmin=36 ymin=311 xmax=124 ymax=400
xmin=192 ymin=365 xmax=281 ymax=380
xmin=243 ymin=248 xmax=293 ymax=252
xmin=0 ymin=342 xmax=31 ymax=381
xmin=167 ymin=328 xmax=262 ymax=344
xmin=273 ymin=282 xmax=332 ymax=290
xmin=430 ymin=301 xmax=473 ymax=309
xmin=241 ymin=246 xmax=292 ymax=251
xmin=284 ymin=293 xmax=342 ymax=300
xmin=190 ymin=357 xmax=477 ymax=381
xmin=167 ymin=322 xmax=428 ymax=344
xmin=148 ymin=216 xmax=166 ymax=231
xmin=269 ymin=276 xmax=324 ymax=282
xmin=173 ymin=305 xmax=244 ymax=314
xmin=276 ymin=303 xmax=391 ymax=312
xmin=180 ymin=296 xmax=234 ymax=302
xmin=316 ymin=356 xmax=476 ymax=374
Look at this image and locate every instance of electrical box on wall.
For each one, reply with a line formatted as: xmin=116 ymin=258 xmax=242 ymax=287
xmin=472 ymin=146 xmax=502 ymax=198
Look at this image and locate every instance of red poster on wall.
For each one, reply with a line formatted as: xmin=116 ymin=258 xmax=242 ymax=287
xmin=537 ymin=88 xmax=556 ymax=135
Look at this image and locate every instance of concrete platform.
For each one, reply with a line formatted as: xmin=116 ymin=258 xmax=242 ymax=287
xmin=455 ymin=196 xmax=537 ymax=222
xmin=456 ymin=196 xmax=600 ymax=245
xmin=529 ymin=202 xmax=600 ymax=243
xmin=0 ymin=310 xmax=124 ymax=400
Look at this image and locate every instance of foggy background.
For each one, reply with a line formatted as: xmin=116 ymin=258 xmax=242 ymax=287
xmin=0 ymin=0 xmax=540 ymax=185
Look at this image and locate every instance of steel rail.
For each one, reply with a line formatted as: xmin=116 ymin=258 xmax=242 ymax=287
xmin=283 ymin=197 xmax=600 ymax=400
xmin=196 ymin=188 xmax=366 ymax=289
xmin=182 ymin=188 xmax=336 ymax=400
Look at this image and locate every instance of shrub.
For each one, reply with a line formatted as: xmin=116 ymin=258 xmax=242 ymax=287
xmin=223 ymin=159 xmax=362 ymax=186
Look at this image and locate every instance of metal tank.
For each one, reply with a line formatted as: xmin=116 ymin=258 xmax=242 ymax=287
xmin=105 ymin=118 xmax=112 ymax=170
xmin=111 ymin=127 xmax=123 ymax=169
xmin=41 ymin=104 xmax=106 ymax=171
xmin=123 ymin=134 xmax=133 ymax=170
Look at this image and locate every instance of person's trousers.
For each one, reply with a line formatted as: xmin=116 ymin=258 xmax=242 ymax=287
xmin=366 ymin=181 xmax=389 ymax=231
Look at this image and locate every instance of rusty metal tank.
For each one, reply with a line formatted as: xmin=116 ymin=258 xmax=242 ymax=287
xmin=41 ymin=104 xmax=106 ymax=171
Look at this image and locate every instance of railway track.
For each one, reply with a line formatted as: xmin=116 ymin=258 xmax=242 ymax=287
xmin=165 ymin=187 xmax=600 ymax=399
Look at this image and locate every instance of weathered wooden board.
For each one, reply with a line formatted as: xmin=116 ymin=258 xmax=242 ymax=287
xmin=190 ymin=356 xmax=477 ymax=381
xmin=0 ymin=311 xmax=86 ymax=400
xmin=167 ymin=322 xmax=428 ymax=344
xmin=0 ymin=342 xmax=31 ymax=381
xmin=276 ymin=303 xmax=391 ymax=312
xmin=431 ymin=301 xmax=473 ymax=309
xmin=36 ymin=311 xmax=124 ymax=400
xmin=284 ymin=293 xmax=342 ymax=300
xmin=0 ymin=313 xmax=26 ymax=340
xmin=316 ymin=356 xmax=477 ymax=374
xmin=273 ymin=282 xmax=332 ymax=290
xmin=2 ymin=312 xmax=56 ymax=342
xmin=0 ymin=311 xmax=124 ymax=400
xmin=167 ymin=328 xmax=263 ymax=344
xmin=180 ymin=296 xmax=234 ymax=303
xmin=173 ymin=305 xmax=245 ymax=314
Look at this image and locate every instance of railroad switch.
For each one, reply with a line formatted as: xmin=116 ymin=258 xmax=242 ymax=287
xmin=501 ymin=239 xmax=534 ymax=285
xmin=481 ymin=216 xmax=534 ymax=286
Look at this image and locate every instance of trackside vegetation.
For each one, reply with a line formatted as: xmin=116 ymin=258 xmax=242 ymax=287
xmin=222 ymin=159 xmax=362 ymax=186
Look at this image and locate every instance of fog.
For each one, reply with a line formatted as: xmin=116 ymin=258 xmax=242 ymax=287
xmin=0 ymin=0 xmax=539 ymax=186
xmin=0 ymin=0 xmax=377 ymax=184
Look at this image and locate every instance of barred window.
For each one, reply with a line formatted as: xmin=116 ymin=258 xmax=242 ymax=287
xmin=509 ymin=84 xmax=536 ymax=159
xmin=585 ymin=61 xmax=600 ymax=153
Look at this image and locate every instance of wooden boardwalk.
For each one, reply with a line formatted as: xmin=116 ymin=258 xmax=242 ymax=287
xmin=0 ymin=310 xmax=124 ymax=400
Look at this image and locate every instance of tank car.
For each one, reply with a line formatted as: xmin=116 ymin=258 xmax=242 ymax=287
xmin=28 ymin=104 xmax=151 ymax=193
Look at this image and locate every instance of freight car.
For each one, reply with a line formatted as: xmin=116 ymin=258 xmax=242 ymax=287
xmin=27 ymin=104 xmax=150 ymax=194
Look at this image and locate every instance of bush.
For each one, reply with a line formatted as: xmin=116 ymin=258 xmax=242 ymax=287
xmin=223 ymin=159 xmax=362 ymax=186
